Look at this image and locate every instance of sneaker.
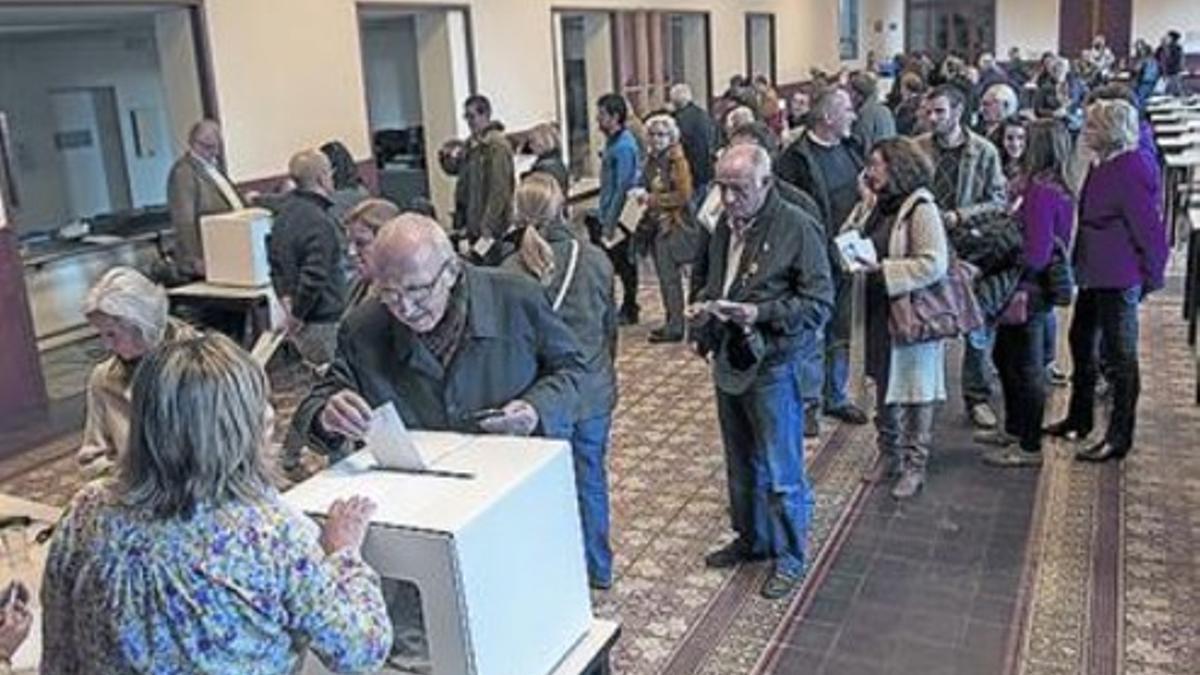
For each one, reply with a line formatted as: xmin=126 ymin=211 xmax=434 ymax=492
xmin=760 ymin=567 xmax=803 ymax=599
xmin=825 ymin=403 xmax=869 ymax=425
xmin=982 ymin=446 xmax=1044 ymax=467
xmin=1046 ymin=364 xmax=1069 ymax=387
xmin=967 ymin=402 xmax=999 ymax=429
xmin=703 ymin=540 xmax=765 ymax=569
xmin=804 ymin=410 xmax=820 ymax=439
xmin=890 ymin=467 xmax=925 ymax=499
xmin=647 ymin=327 xmax=684 ymax=343
xmin=973 ymin=429 xmax=1016 ymax=447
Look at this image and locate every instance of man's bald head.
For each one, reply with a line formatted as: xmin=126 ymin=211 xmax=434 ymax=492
xmin=715 ymin=144 xmax=773 ymax=221
xmin=187 ymin=120 xmax=222 ymax=163
xmin=288 ymin=149 xmax=333 ymax=193
xmin=371 ymin=214 xmax=461 ymax=333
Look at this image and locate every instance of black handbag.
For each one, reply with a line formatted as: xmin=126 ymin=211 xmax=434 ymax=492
xmin=1043 ymin=237 xmax=1075 ymax=306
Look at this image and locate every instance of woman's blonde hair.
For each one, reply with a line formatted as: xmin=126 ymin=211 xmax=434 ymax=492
xmin=527 ymin=123 xmax=561 ymax=153
xmin=1083 ymin=99 xmax=1139 ymax=159
xmin=343 ymin=197 xmax=400 ymax=232
xmin=513 ymin=173 xmax=566 ymax=283
xmin=84 ymin=266 xmax=169 ymax=348
xmin=121 ymin=333 xmax=274 ymax=519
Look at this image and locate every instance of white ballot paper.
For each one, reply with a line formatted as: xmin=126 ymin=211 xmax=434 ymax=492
xmin=364 ymin=402 xmax=428 ymax=471
xmin=834 ymin=230 xmax=879 ymax=273
xmin=618 ymin=188 xmax=648 ymax=230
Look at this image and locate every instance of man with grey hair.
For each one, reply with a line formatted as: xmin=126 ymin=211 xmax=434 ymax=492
xmin=671 ymin=82 xmax=716 ymax=196
xmin=167 ymin=120 xmax=246 ymax=279
xmin=687 ymin=144 xmax=832 ymax=599
xmin=775 ymin=86 xmax=870 ymax=434
xmin=268 ymin=149 xmax=348 ymax=471
xmin=295 ymin=213 xmax=585 ymax=453
xmin=976 ymin=83 xmax=1019 ymax=141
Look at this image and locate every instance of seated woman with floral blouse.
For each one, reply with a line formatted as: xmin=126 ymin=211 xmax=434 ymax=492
xmin=41 ymin=333 xmax=392 ymax=674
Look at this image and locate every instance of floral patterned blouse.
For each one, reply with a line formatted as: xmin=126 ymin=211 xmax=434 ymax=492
xmin=41 ymin=481 xmax=392 ymax=674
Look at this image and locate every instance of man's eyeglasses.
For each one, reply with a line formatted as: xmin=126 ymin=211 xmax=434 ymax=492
xmin=377 ymin=259 xmax=456 ymax=307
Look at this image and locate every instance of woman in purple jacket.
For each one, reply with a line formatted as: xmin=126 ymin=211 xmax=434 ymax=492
xmin=982 ymin=119 xmax=1075 ymax=467
xmin=1046 ymin=99 xmax=1169 ymax=462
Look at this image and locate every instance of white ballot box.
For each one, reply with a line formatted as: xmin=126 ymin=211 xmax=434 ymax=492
xmin=284 ymin=432 xmax=593 ymax=675
xmin=200 ymin=207 xmax=273 ymax=287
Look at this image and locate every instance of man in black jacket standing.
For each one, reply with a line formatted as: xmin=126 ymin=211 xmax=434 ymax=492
xmin=671 ymin=83 xmax=716 ymax=200
xmin=689 ymin=145 xmax=833 ymax=599
xmin=268 ymin=149 xmax=348 ymax=470
xmin=775 ymin=86 xmax=870 ymax=434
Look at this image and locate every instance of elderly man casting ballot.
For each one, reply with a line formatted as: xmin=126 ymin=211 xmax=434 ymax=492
xmin=688 ymin=145 xmax=833 ymax=600
xmin=294 ymin=214 xmax=585 ymax=451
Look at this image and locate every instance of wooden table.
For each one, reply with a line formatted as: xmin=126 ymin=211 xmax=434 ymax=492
xmin=167 ymin=281 xmax=281 ymax=347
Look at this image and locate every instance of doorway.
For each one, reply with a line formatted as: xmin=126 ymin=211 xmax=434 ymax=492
xmin=745 ymin=13 xmax=776 ymax=83
xmin=49 ymin=87 xmax=133 ymax=220
xmin=906 ymin=0 xmax=996 ymax=60
xmin=357 ymin=5 xmax=475 ymax=224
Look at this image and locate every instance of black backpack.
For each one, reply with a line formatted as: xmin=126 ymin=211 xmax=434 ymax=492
xmin=946 ymin=209 xmax=1024 ymax=276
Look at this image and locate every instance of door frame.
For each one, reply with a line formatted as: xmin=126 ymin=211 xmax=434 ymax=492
xmin=744 ymin=12 xmax=777 ymax=83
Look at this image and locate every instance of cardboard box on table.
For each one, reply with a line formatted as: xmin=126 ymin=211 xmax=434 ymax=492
xmin=283 ymin=431 xmax=593 ymax=675
xmin=200 ymin=208 xmax=272 ymax=287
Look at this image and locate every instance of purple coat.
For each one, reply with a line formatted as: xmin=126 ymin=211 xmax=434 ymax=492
xmin=1075 ymin=150 xmax=1169 ymax=292
xmin=1017 ymin=177 xmax=1075 ymax=301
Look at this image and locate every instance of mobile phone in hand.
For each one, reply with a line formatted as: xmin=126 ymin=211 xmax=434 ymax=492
xmin=468 ymin=408 xmax=506 ymax=422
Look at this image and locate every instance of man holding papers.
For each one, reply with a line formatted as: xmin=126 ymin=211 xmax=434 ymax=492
xmin=293 ymin=214 xmax=586 ymax=454
xmin=687 ymin=145 xmax=833 ymax=600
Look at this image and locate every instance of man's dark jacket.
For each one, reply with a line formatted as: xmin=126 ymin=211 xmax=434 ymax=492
xmin=293 ymin=266 xmax=586 ymax=451
xmin=693 ymin=189 xmax=834 ymax=394
xmin=773 ymin=134 xmax=865 ymax=237
xmin=267 ymin=190 xmax=347 ymax=323
xmin=674 ymin=102 xmax=717 ymax=188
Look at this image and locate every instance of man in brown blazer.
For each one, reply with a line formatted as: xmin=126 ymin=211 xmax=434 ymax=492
xmin=167 ymin=120 xmax=245 ymax=279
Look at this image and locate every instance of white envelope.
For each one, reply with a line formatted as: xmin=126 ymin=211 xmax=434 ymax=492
xmin=364 ymin=403 xmax=428 ymax=471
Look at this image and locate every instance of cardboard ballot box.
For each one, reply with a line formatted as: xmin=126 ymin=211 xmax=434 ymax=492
xmin=284 ymin=432 xmax=593 ymax=675
xmin=200 ymin=207 xmax=273 ymax=287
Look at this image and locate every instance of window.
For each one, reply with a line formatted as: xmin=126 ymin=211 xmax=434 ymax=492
xmin=839 ymin=0 xmax=860 ymax=61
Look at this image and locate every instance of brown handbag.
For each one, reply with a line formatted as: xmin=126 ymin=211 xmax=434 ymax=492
xmin=888 ymin=258 xmax=985 ymax=345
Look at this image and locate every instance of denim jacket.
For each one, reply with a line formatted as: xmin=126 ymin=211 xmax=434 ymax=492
xmin=598 ymin=128 xmax=642 ymax=236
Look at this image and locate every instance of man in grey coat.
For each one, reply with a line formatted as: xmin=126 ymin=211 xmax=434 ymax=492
xmin=915 ymin=84 xmax=1008 ymax=430
xmin=294 ymin=214 xmax=585 ymax=454
xmin=689 ymin=145 xmax=833 ymax=600
xmin=848 ymin=71 xmax=897 ymax=155
xmin=166 ymin=120 xmax=245 ymax=279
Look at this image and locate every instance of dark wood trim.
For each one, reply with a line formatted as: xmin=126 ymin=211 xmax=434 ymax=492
xmin=744 ymin=12 xmax=778 ymax=84
xmin=0 ymin=227 xmax=48 ymax=433
xmin=1088 ymin=464 xmax=1123 ymax=675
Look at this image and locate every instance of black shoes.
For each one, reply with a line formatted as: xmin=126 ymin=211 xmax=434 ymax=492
xmin=825 ymin=403 xmax=869 ymax=425
xmin=704 ymin=540 xmax=766 ymax=569
xmin=648 ymin=327 xmax=684 ymax=343
xmin=1075 ymin=440 xmax=1128 ymax=463
xmin=804 ymin=408 xmax=821 ymax=438
xmin=619 ymin=306 xmax=640 ymax=326
xmin=1044 ymin=419 xmax=1092 ymax=441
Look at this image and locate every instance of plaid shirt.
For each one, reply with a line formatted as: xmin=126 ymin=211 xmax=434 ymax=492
xmin=418 ymin=275 xmax=469 ymax=367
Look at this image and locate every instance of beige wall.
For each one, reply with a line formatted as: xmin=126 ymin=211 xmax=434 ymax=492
xmin=996 ymin=0 xmax=1061 ymax=58
xmin=193 ymin=0 xmax=840 ymax=182
xmin=1132 ymin=0 xmax=1198 ymax=50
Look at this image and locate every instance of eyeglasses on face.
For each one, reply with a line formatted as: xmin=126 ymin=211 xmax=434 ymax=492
xmin=376 ymin=258 xmax=456 ymax=306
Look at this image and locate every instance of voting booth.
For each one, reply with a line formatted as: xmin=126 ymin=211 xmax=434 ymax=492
xmin=284 ymin=432 xmax=595 ymax=675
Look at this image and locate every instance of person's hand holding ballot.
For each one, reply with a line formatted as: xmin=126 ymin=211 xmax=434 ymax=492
xmin=320 ymin=389 xmax=540 ymax=440
xmin=685 ymin=300 xmax=759 ymax=327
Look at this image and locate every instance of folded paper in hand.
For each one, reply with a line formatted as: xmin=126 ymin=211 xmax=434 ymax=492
xmin=618 ymin=189 xmax=647 ymax=230
xmin=834 ymin=230 xmax=878 ymax=273
xmin=364 ymin=402 xmax=428 ymax=471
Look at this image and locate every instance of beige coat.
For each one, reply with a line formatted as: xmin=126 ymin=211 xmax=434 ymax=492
xmin=166 ymin=154 xmax=242 ymax=275
xmin=842 ymin=188 xmax=949 ymax=404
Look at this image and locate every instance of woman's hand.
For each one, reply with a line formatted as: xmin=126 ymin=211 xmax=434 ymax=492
xmin=320 ymin=496 xmax=377 ymax=556
xmin=856 ymin=172 xmax=877 ymax=211
xmin=0 ymin=582 xmax=32 ymax=662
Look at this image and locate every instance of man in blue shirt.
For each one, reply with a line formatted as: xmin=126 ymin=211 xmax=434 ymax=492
xmin=590 ymin=94 xmax=642 ymax=325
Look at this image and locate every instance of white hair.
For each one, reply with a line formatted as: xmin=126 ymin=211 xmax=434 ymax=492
xmin=85 ymin=267 xmax=169 ymax=347
xmin=645 ymin=113 xmax=681 ymax=144
xmin=1084 ymin=99 xmax=1140 ymax=159
xmin=983 ymin=83 xmax=1019 ymax=117
xmin=669 ymin=83 xmax=693 ymax=106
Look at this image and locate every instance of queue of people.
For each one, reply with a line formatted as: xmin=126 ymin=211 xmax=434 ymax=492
xmin=22 ymin=30 xmax=1183 ymax=669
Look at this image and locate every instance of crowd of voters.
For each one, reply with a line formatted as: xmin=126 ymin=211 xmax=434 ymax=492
xmin=0 ymin=27 xmax=1186 ymax=674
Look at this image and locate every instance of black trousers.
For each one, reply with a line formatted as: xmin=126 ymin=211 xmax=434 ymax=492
xmin=994 ymin=308 xmax=1048 ymax=452
xmin=1065 ymin=287 xmax=1142 ymax=450
xmin=587 ymin=217 xmax=639 ymax=315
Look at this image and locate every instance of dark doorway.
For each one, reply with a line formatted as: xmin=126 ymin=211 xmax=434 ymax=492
xmin=906 ymin=0 xmax=996 ymax=61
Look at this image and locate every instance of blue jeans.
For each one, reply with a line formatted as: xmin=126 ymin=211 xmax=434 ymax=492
xmin=1065 ymin=287 xmax=1142 ymax=450
xmin=572 ymin=413 xmax=613 ymax=585
xmin=995 ymin=310 xmax=1049 ymax=452
xmin=962 ymin=324 xmax=998 ymax=405
xmin=1043 ymin=311 xmax=1058 ymax=367
xmin=823 ymin=268 xmax=853 ymax=410
xmin=715 ymin=361 xmax=813 ymax=577
xmin=797 ymin=328 xmax=823 ymax=410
